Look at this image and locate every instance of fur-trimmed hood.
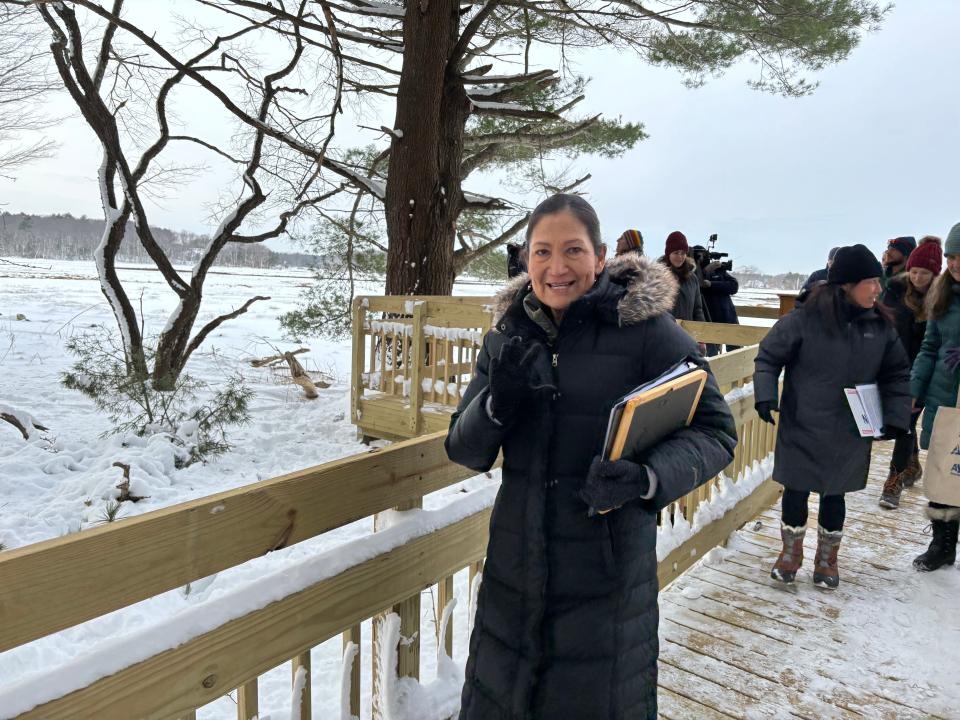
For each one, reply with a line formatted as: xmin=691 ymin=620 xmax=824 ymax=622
xmin=491 ymin=253 xmax=678 ymax=326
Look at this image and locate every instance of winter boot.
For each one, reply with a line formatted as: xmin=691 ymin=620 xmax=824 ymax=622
xmin=913 ymin=507 xmax=960 ymax=572
xmin=771 ymin=523 xmax=806 ymax=583
xmin=812 ymin=526 xmax=843 ymax=590
xmin=901 ymin=450 xmax=922 ymax=488
xmin=879 ymin=468 xmax=904 ymax=509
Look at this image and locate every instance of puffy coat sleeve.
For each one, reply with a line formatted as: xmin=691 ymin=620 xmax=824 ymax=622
xmin=910 ymin=317 xmax=942 ymax=402
xmin=708 ymin=273 xmax=739 ymax=296
xmin=877 ymin=325 xmax=912 ymax=432
xmin=637 ymin=315 xmax=737 ymax=511
xmin=753 ymin=310 xmax=803 ymax=407
xmin=444 ymin=330 xmax=507 ymax=473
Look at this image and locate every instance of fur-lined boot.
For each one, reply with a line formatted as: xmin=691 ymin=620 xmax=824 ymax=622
xmin=913 ymin=506 xmax=960 ymax=572
xmin=771 ymin=523 xmax=806 ymax=583
xmin=812 ymin=526 xmax=843 ymax=590
xmin=879 ymin=468 xmax=904 ymax=509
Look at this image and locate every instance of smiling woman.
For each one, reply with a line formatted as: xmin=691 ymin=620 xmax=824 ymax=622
xmin=524 ymin=196 xmax=607 ymax=324
xmin=444 ymin=193 xmax=737 ymax=719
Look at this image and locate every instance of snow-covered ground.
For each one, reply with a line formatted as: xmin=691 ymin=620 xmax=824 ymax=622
xmin=0 ymin=258 xmax=782 ymax=719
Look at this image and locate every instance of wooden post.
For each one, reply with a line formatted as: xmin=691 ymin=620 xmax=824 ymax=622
xmin=292 ymin=651 xmax=311 ymax=720
xmin=408 ymin=302 xmax=426 ymax=434
xmin=438 ymin=574 xmax=454 ymax=659
xmin=351 ymin=299 xmax=366 ymax=429
xmin=777 ymin=292 xmax=799 ymax=317
xmin=343 ymin=625 xmax=361 ymax=719
xmin=178 ymin=713 xmax=196 ymax=720
xmin=237 ymin=678 xmax=258 ymax=720
xmin=430 ymin=335 xmax=439 ymax=403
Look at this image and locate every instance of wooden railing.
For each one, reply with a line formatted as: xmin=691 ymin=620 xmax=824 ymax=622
xmin=351 ymin=295 xmax=777 ymax=441
xmin=0 ymin=344 xmax=779 ymax=720
xmin=351 ymin=295 xmax=493 ymax=441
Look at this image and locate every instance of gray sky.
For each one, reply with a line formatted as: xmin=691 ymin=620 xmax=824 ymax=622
xmin=2 ymin=2 xmax=958 ymax=275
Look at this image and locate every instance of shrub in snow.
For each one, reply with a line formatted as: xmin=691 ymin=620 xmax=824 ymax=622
xmin=280 ymin=213 xmax=387 ymax=340
xmin=62 ymin=327 xmax=252 ymax=466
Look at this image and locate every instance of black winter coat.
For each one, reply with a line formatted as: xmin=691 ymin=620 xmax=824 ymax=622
xmin=801 ymin=267 xmax=828 ymax=294
xmin=657 ymin=257 xmax=706 ymax=322
xmin=702 ymin=269 xmax=740 ymax=325
xmin=446 ymin=254 xmax=737 ymax=720
xmin=880 ymin=274 xmax=926 ymax=363
xmin=753 ymin=298 xmax=911 ymax=495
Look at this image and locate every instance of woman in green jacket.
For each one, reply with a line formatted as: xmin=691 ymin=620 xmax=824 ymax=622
xmin=909 ymin=222 xmax=960 ymax=571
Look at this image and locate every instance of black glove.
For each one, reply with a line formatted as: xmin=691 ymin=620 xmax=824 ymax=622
xmin=877 ymin=425 xmax=907 ymax=441
xmin=487 ymin=336 xmax=545 ymax=425
xmin=579 ymin=456 xmax=651 ymax=516
xmin=756 ymin=401 xmax=777 ymax=425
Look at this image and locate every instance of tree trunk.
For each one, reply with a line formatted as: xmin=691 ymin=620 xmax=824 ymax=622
xmin=384 ymin=0 xmax=470 ymax=297
xmin=153 ymin=290 xmax=202 ymax=391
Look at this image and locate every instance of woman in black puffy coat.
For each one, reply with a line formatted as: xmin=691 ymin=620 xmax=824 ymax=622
xmin=446 ymin=194 xmax=737 ymax=719
xmin=753 ymin=245 xmax=910 ymax=590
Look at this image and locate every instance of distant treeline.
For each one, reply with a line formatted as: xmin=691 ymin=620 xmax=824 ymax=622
xmin=0 ymin=212 xmax=321 ymax=269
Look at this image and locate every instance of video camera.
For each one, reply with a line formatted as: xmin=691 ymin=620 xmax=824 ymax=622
xmin=705 ymin=233 xmax=733 ymax=273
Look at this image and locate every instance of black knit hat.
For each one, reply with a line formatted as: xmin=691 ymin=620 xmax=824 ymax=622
xmin=886 ymin=236 xmax=917 ymax=259
xmin=828 ymin=244 xmax=883 ymax=284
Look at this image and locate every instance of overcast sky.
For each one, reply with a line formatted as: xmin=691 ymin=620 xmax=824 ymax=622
xmin=2 ymin=1 xmax=958 ymax=274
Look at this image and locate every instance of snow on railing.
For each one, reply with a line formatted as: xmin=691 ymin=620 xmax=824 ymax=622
xmin=423 ymin=325 xmax=483 ymax=344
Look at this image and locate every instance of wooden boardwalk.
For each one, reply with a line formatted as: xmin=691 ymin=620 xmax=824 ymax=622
xmin=657 ymin=444 xmax=960 ymax=719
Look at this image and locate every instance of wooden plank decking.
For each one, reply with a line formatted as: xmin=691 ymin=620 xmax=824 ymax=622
xmin=657 ymin=444 xmax=960 ymax=719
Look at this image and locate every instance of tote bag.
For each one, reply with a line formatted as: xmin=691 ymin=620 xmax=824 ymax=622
xmin=923 ymin=405 xmax=960 ymax=506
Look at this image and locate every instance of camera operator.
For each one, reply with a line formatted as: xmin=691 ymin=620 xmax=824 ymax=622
xmin=506 ymin=242 xmax=527 ymax=278
xmin=692 ymin=240 xmax=740 ymax=356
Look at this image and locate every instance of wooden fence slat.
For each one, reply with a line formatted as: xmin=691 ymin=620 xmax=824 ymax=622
xmin=14 ymin=510 xmax=492 ymax=720
xmin=351 ymin=299 xmax=366 ymax=427
xmin=734 ymin=304 xmax=781 ymax=320
xmin=292 ymin=651 xmax=311 ymax=720
xmin=0 ymin=431 xmax=491 ymax=655
xmin=237 ymin=678 xmax=258 ymax=720
xmin=408 ymin=303 xmax=426 ymax=434
xmin=438 ymin=574 xmax=455 ymax=659
xmin=679 ymin=320 xmax=770 ymax=346
xmin=343 ymin=625 xmax=361 ymax=719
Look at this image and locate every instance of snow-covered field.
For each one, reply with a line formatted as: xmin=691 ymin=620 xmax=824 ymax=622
xmin=0 ymin=258 xmax=781 ymax=719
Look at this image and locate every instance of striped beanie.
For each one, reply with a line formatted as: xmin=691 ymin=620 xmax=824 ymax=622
xmin=618 ymin=229 xmax=643 ymax=253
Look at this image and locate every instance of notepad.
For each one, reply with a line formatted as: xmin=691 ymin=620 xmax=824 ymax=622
xmin=601 ymin=360 xmax=709 ymax=461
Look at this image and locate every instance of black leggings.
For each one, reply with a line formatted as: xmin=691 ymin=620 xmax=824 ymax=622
xmin=891 ymin=411 xmax=920 ymax=472
xmin=781 ymin=489 xmax=846 ymax=532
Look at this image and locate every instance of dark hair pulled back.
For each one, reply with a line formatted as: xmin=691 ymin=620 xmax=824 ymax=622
xmin=525 ymin=193 xmax=603 ymax=254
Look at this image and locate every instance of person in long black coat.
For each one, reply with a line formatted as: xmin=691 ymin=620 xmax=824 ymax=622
xmin=753 ymin=244 xmax=911 ymax=589
xmin=446 ymin=194 xmax=737 ymax=720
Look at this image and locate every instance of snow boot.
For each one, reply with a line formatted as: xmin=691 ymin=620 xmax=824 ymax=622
xmin=879 ymin=468 xmax=904 ymax=509
xmin=771 ymin=523 xmax=806 ymax=583
xmin=913 ymin=507 xmax=960 ymax=572
xmin=901 ymin=450 xmax=922 ymax=488
xmin=812 ymin=525 xmax=843 ymax=590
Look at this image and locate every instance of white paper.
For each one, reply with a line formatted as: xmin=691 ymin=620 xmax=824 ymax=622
xmin=844 ymin=384 xmax=883 ymax=438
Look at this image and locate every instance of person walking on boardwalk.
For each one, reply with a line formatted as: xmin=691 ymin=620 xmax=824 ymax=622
xmin=908 ymin=223 xmax=960 ymax=571
xmin=878 ymin=236 xmax=942 ymax=508
xmin=753 ymin=244 xmax=911 ymax=589
xmin=445 ymin=193 xmax=737 ymax=720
